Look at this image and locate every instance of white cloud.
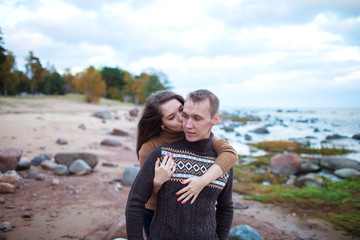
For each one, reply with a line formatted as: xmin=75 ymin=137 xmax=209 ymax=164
xmin=0 ymin=0 xmax=359 ymax=108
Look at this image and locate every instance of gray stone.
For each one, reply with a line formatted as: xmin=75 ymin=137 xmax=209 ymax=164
xmin=69 ymin=159 xmax=92 ymax=176
xmin=31 ymin=155 xmax=51 ymax=166
xmin=0 ymin=147 xmax=23 ymax=173
xmin=54 ymin=152 xmax=98 ymax=169
xmin=17 ymin=158 xmax=31 ymax=171
xmin=54 ymin=164 xmax=70 ymax=176
xmin=334 ymin=168 xmax=360 ymax=179
xmin=101 ymin=138 xmax=122 ymax=147
xmin=320 ymin=156 xmax=360 ymax=171
xmin=122 ymin=165 xmax=140 ymax=186
xmin=252 ymin=127 xmax=269 ymax=134
xmin=229 ymin=225 xmax=263 ymax=240
xmin=300 ymin=160 xmax=320 ymax=173
xmin=92 ymin=109 xmax=112 ymax=119
xmin=352 ymin=133 xmax=360 ymax=140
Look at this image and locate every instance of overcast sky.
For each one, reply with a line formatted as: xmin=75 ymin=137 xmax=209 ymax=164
xmin=1 ymin=0 xmax=360 ymax=109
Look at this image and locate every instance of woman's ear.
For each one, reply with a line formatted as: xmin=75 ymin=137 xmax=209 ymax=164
xmin=161 ymin=124 xmax=165 ymax=130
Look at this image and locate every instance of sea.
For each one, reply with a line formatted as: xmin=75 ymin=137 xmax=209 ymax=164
xmin=213 ymin=107 xmax=360 ymax=162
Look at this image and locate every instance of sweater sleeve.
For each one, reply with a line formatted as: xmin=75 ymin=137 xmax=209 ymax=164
xmin=215 ymin=168 xmax=234 ymax=240
xmin=125 ymin=148 xmax=161 ymax=239
xmin=212 ymin=135 xmax=238 ymax=173
xmin=138 ymin=140 xmax=157 ymax=167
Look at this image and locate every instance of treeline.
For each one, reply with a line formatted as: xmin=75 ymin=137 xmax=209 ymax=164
xmin=0 ymin=28 xmax=171 ymax=104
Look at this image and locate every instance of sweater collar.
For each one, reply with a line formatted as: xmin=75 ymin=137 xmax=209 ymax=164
xmin=182 ymin=132 xmax=214 ymax=153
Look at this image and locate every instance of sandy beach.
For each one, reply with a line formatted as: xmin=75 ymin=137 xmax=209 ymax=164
xmin=0 ymin=96 xmax=357 ymax=240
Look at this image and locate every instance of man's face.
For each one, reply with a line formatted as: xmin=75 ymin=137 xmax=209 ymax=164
xmin=182 ymin=98 xmax=219 ymax=142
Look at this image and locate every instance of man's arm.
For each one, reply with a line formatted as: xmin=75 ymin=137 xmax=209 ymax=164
xmin=215 ymin=168 xmax=234 ymax=240
xmin=125 ymin=148 xmax=160 ymax=239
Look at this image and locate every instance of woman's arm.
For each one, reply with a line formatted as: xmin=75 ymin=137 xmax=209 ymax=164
xmin=176 ymin=135 xmax=237 ymax=204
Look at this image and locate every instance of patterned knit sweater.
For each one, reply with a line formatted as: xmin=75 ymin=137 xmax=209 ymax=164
xmin=126 ymin=134 xmax=234 ymax=240
xmin=138 ymin=128 xmax=238 ymax=211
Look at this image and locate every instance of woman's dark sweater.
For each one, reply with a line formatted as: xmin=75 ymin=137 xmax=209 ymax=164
xmin=125 ymin=134 xmax=234 ymax=240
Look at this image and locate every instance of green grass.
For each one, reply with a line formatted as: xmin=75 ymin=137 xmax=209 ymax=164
xmin=233 ymin=176 xmax=360 ymax=237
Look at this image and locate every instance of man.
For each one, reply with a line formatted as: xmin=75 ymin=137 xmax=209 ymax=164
xmin=125 ymin=89 xmax=234 ymax=240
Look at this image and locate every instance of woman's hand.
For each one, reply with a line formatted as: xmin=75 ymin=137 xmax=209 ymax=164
xmin=153 ymin=153 xmax=176 ymax=193
xmin=175 ymin=177 xmax=207 ymax=205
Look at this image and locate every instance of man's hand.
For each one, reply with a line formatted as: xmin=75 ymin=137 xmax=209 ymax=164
xmin=175 ymin=177 xmax=208 ymax=205
xmin=153 ymin=153 xmax=176 ymax=193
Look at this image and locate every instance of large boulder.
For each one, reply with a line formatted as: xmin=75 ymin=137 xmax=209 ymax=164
xmin=92 ymin=109 xmax=112 ymax=119
xmin=270 ymin=153 xmax=302 ymax=176
xmin=54 ymin=152 xmax=98 ymax=169
xmin=129 ymin=108 xmax=139 ymax=117
xmin=0 ymin=148 xmax=23 ymax=173
xmin=101 ymin=139 xmax=122 ymax=147
xmin=319 ymin=157 xmax=360 ymax=171
xmin=229 ymin=225 xmax=263 ymax=240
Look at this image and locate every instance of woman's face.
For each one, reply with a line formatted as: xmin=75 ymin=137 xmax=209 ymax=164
xmin=160 ymin=99 xmax=184 ymax=132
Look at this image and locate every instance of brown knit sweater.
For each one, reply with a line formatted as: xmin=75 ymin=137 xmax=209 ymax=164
xmin=138 ymin=128 xmax=237 ymax=210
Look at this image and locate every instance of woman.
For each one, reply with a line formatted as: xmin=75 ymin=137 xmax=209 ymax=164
xmin=136 ymin=90 xmax=237 ymax=238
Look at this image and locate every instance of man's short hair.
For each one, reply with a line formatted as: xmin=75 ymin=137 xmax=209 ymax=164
xmin=187 ymin=89 xmax=219 ymax=117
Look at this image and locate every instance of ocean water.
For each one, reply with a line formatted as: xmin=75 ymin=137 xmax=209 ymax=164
xmin=213 ymin=108 xmax=360 ymax=162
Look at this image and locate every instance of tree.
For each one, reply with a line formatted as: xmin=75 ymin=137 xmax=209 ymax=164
xmin=14 ymin=70 xmax=30 ymax=94
xmin=101 ymin=67 xmax=126 ymax=100
xmin=25 ymin=51 xmax=44 ymax=94
xmin=0 ymin=52 xmax=19 ymax=95
xmin=74 ymin=66 xmax=106 ymax=103
xmin=62 ymin=69 xmax=75 ymax=94
xmin=0 ymin=27 xmax=6 ymax=65
xmin=40 ymin=71 xmax=63 ymax=95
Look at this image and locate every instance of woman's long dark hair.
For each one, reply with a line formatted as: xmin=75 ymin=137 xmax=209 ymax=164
xmin=136 ymin=90 xmax=184 ymax=158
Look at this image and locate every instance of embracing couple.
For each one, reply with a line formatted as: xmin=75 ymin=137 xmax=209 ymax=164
xmin=126 ymin=89 xmax=237 ymax=240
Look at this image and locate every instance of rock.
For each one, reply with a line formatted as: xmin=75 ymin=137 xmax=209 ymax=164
xmin=252 ymin=127 xmax=269 ymax=134
xmin=229 ymin=225 xmax=263 ymax=240
xmin=0 ymin=170 xmax=22 ymax=187
xmin=102 ymin=162 xmax=118 ymax=167
xmin=334 ymin=168 xmax=360 ymax=179
xmin=129 ymin=108 xmax=139 ymax=117
xmin=298 ymin=174 xmax=324 ymax=187
xmin=122 ymin=165 xmax=140 ymax=186
xmin=30 ymin=155 xmax=51 ymax=166
xmin=269 ymin=153 xmax=302 ymax=176
xmin=0 ymin=182 xmax=17 ymax=193
xmin=54 ymin=164 xmax=70 ymax=176
xmin=41 ymin=160 xmax=58 ymax=170
xmin=56 ymin=138 xmax=68 ymax=145
xmin=92 ymin=109 xmax=112 ymax=119
xmin=0 ymin=197 xmax=5 ymax=204
xmin=244 ymin=134 xmax=252 ymax=141
xmin=17 ymin=158 xmax=31 ymax=171
xmin=0 ymin=221 xmax=11 ymax=232
xmin=78 ymin=123 xmax=86 ymax=130
xmin=35 ymin=173 xmax=47 ymax=181
xmin=233 ymin=198 xmax=248 ymax=209
xmin=0 ymin=147 xmax=23 ymax=173
xmin=24 ymin=171 xmax=39 ymax=179
xmin=69 ymin=159 xmax=92 ymax=176
xmin=325 ymin=134 xmax=347 ymax=140
xmin=21 ymin=211 xmax=32 ymax=219
xmin=300 ymin=160 xmax=320 ymax=173
xmin=52 ymin=178 xmax=60 ymax=186
xmin=320 ymin=156 xmax=360 ymax=171
xmin=101 ymin=138 xmax=122 ymax=147
xmin=111 ymin=128 xmax=129 ymax=136
xmin=54 ymin=152 xmax=98 ymax=169
xmin=352 ymin=134 xmax=360 ymax=140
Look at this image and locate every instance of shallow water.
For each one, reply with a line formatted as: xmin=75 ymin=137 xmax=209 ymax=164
xmin=214 ymin=107 xmax=360 ymax=161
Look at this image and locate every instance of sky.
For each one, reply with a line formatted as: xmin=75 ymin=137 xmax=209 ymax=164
xmin=1 ymin=0 xmax=360 ymax=109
